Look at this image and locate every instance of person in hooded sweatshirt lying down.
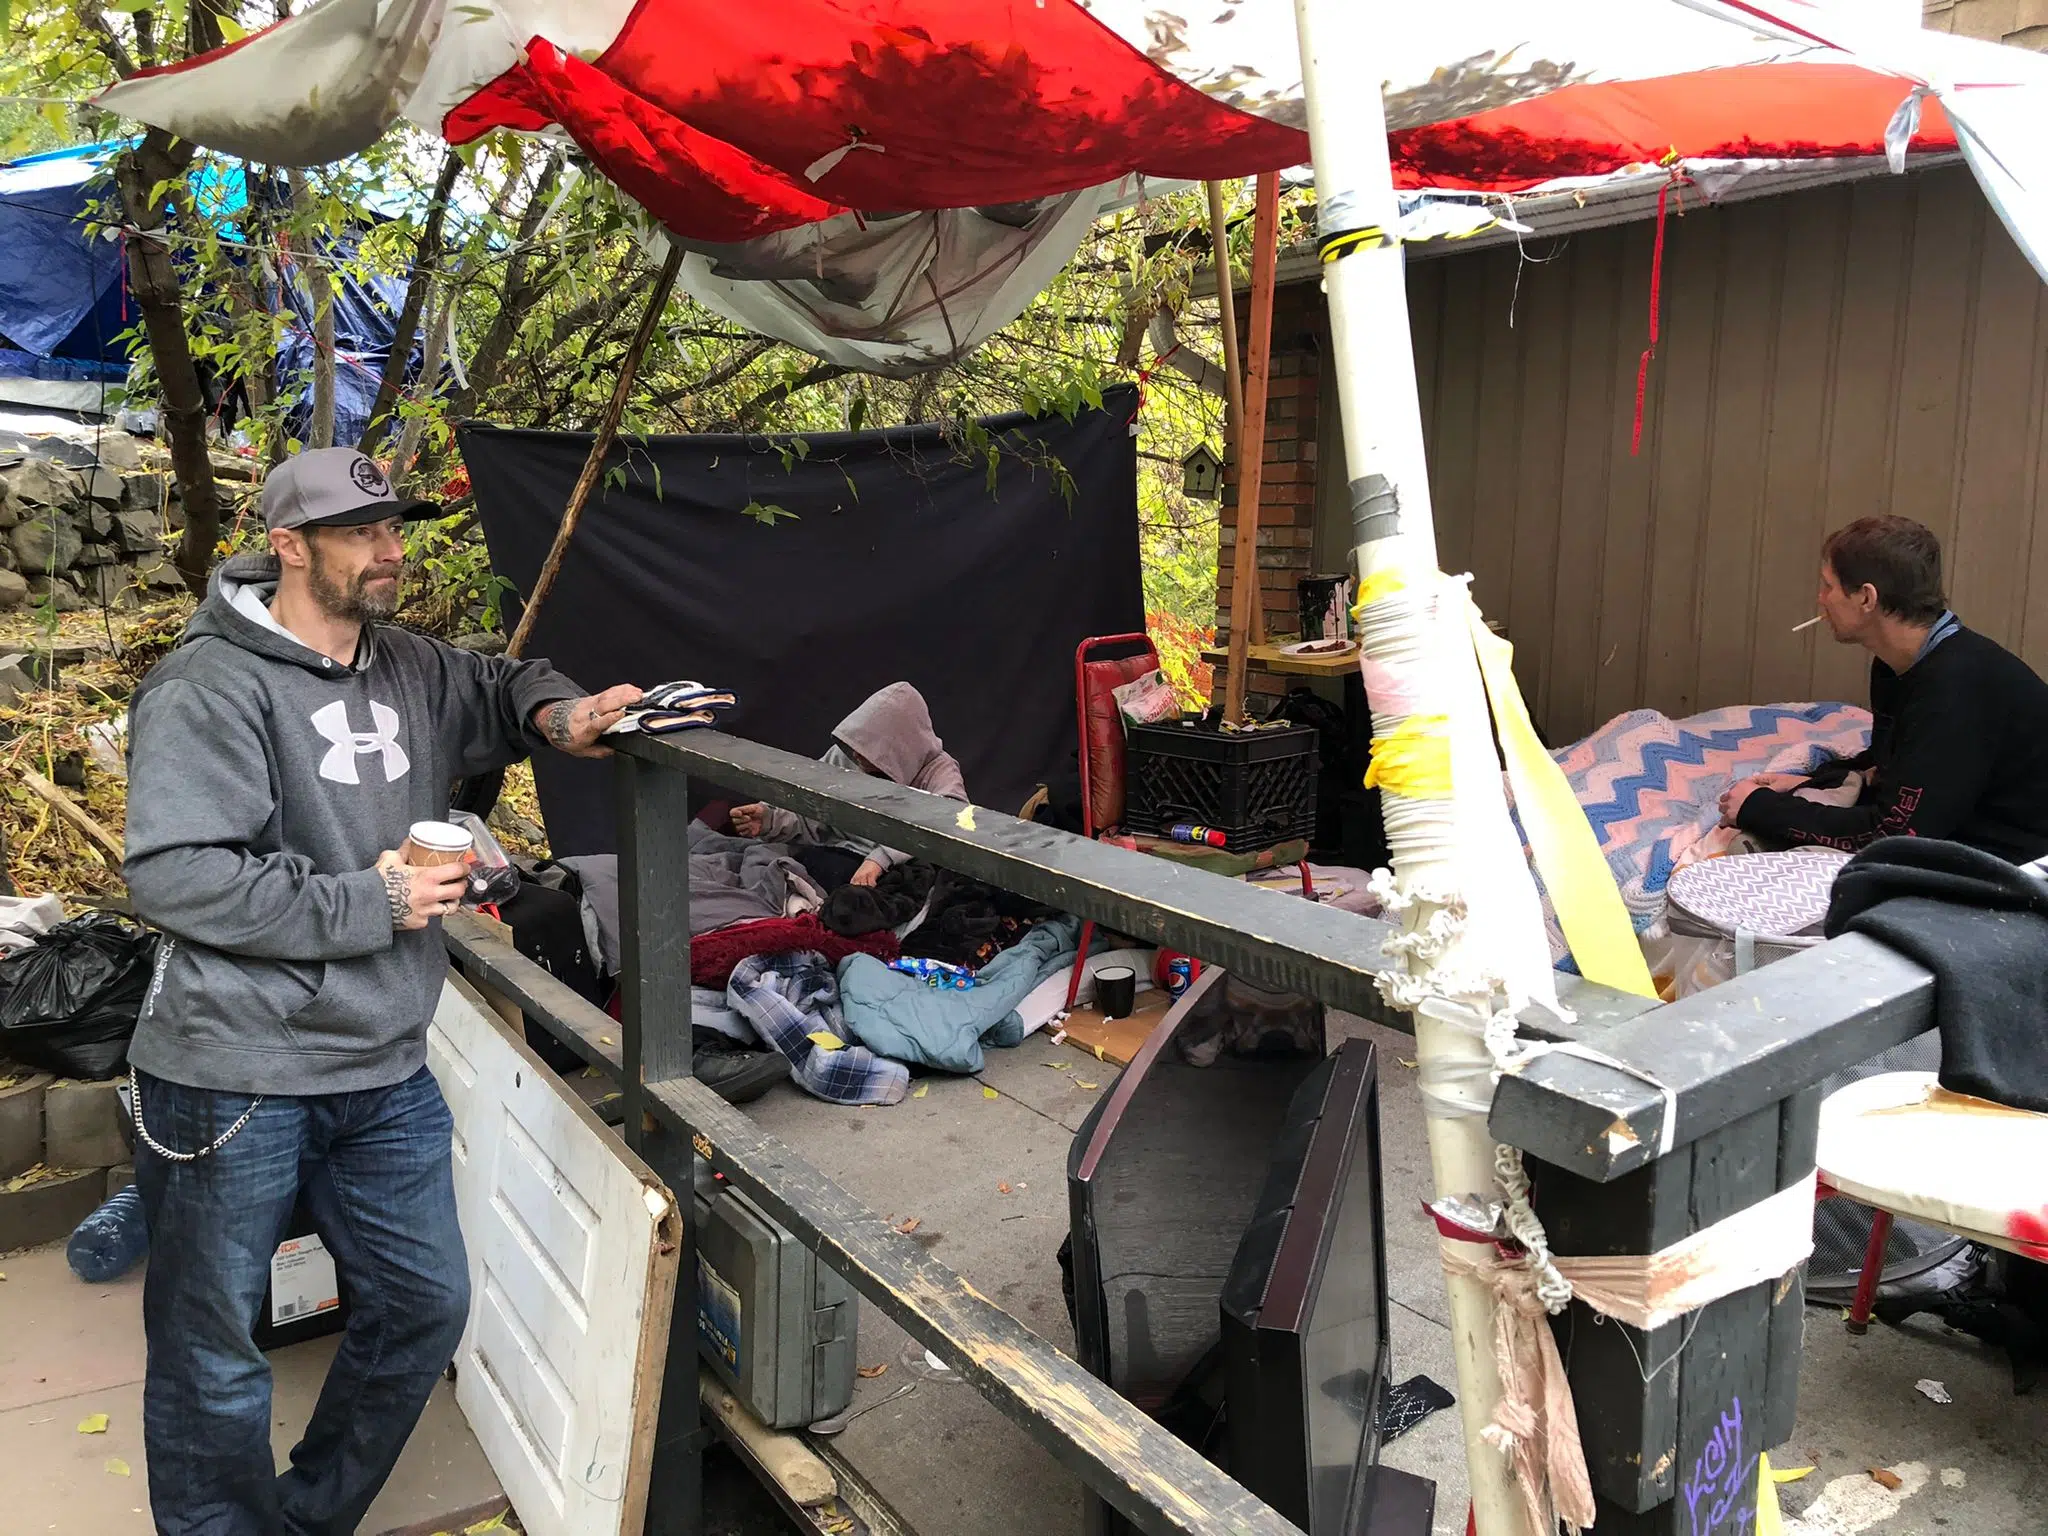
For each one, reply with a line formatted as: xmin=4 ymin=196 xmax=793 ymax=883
xmin=730 ymin=682 xmax=968 ymax=890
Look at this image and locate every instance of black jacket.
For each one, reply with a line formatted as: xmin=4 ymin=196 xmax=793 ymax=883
xmin=1737 ymin=626 xmax=2048 ymax=863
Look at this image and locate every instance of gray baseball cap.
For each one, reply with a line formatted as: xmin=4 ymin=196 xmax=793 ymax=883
xmin=262 ymin=448 xmax=437 ymax=533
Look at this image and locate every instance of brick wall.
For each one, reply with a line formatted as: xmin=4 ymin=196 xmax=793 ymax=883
xmin=1214 ymin=282 xmax=1326 ymax=646
xmin=1923 ymin=0 xmax=2048 ymax=49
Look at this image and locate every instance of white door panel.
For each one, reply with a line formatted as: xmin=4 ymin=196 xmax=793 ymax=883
xmin=429 ymin=973 xmax=681 ymax=1536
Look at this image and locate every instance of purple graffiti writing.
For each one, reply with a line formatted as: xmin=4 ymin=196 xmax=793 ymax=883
xmin=1682 ymin=1397 xmax=1754 ymax=1536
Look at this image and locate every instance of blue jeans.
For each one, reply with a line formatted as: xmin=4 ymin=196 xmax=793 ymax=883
xmin=134 ymin=1066 xmax=470 ymax=1536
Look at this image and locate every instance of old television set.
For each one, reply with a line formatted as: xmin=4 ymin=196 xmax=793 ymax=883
xmin=1064 ymin=972 xmax=1431 ymax=1535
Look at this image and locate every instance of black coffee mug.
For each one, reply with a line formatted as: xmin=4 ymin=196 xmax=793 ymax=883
xmin=1095 ymin=965 xmax=1137 ymax=1020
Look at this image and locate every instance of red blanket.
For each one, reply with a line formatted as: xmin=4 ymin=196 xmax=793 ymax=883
xmin=690 ymin=916 xmax=900 ymax=989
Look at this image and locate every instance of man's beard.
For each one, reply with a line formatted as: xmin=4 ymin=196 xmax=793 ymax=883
xmin=307 ymin=545 xmax=402 ymax=622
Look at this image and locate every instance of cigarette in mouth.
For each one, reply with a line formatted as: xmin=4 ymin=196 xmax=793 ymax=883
xmin=1791 ymin=614 xmax=1826 ymax=633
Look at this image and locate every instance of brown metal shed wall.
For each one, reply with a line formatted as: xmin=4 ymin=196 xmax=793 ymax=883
xmin=1403 ymin=164 xmax=2048 ymax=746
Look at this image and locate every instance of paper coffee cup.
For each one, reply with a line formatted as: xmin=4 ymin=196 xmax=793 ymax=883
xmin=401 ymin=820 xmax=473 ymax=868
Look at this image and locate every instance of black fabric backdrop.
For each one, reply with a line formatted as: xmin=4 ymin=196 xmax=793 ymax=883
xmin=462 ymin=385 xmax=1144 ymax=856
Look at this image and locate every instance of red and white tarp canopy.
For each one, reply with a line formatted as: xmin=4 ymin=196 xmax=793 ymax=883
xmin=97 ymin=0 xmax=2048 ymax=350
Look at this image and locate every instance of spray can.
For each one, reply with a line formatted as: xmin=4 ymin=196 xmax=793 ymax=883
xmin=1167 ymin=823 xmax=1227 ymax=847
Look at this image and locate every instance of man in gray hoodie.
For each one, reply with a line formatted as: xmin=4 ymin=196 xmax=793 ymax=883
xmin=122 ymin=447 xmax=639 ymax=1535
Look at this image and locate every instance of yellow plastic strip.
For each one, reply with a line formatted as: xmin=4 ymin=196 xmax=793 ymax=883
xmin=1466 ymin=603 xmax=1657 ymax=999
xmin=1755 ymin=1453 xmax=1813 ymax=1536
xmin=1365 ymin=715 xmax=1452 ymax=799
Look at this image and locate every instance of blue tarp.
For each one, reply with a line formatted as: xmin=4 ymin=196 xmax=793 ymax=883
xmin=275 ymin=238 xmax=413 ymax=448
xmin=0 ymin=143 xmax=422 ymax=439
xmin=0 ymin=145 xmax=127 ymax=361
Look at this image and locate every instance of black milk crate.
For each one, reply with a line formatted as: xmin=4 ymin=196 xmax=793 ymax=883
xmin=1124 ymin=720 xmax=1319 ymax=852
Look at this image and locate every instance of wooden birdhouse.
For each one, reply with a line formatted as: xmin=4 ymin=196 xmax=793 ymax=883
xmin=1181 ymin=442 xmax=1224 ymax=500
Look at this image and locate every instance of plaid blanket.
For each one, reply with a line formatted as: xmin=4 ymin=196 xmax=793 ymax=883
xmin=727 ymin=952 xmax=909 ymax=1106
xmin=1523 ymin=702 xmax=1873 ymax=966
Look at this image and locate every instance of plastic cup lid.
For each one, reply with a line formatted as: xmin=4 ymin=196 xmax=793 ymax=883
xmin=408 ymin=820 xmax=473 ymax=851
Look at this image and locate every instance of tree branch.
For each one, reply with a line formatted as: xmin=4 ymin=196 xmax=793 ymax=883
xmin=447 ymin=149 xmax=566 ymax=420
xmin=360 ymin=147 xmax=463 ymax=452
xmin=73 ymin=1 xmax=137 ymax=77
xmin=735 ymin=362 xmax=854 ymax=429
xmin=643 ymin=339 xmax=774 ymax=414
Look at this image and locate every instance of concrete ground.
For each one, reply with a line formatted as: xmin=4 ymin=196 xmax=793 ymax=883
xmin=747 ymin=1012 xmax=2048 ymax=1536
xmin=0 ymin=1241 xmax=504 ymax=1536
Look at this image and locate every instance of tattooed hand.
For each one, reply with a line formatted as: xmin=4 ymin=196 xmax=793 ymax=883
xmin=536 ymin=686 xmax=644 ymax=758
xmin=375 ymin=850 xmax=470 ymax=930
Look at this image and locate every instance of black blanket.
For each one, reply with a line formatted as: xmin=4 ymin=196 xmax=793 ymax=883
xmin=1824 ymin=837 xmax=2048 ymax=1112
xmin=462 ymin=388 xmax=1145 ymax=857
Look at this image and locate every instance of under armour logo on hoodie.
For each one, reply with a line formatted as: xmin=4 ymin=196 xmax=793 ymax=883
xmin=310 ymin=699 xmax=411 ymax=785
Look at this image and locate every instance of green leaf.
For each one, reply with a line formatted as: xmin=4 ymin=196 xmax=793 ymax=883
xmin=216 ymin=14 xmax=246 ymax=42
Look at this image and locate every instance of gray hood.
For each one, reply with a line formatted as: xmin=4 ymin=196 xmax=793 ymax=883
xmin=833 ymin=683 xmax=948 ymax=789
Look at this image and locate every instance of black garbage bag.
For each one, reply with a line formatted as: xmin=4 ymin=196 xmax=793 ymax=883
xmin=0 ymin=913 xmax=159 ymax=1079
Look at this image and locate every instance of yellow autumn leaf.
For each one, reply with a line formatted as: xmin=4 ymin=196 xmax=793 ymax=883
xmin=982 ymin=1084 xmax=998 ymax=1099
xmin=912 ymin=1082 xmax=929 ymax=1098
xmin=956 ymin=805 xmax=977 ymax=831
xmin=78 ymin=1413 xmax=109 ymax=1434
xmin=1076 ymin=1080 xmax=1099 ymax=1091
xmin=105 ymin=1457 xmax=131 ymax=1477
xmin=807 ymin=1030 xmax=846 ymax=1052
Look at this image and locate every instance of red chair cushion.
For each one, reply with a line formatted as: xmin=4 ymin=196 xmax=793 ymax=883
xmin=1081 ymin=648 xmax=1159 ymax=833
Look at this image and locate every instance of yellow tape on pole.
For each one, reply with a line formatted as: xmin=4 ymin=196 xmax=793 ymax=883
xmin=1365 ymin=715 xmax=1452 ymax=798
xmin=1466 ymin=602 xmax=1658 ymax=999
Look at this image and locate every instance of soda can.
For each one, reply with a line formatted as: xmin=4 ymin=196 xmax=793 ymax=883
xmin=1165 ymin=956 xmax=1193 ymax=998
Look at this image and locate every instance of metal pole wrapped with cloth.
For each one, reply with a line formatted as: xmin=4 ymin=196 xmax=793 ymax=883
xmin=1291 ymin=5 xmax=1594 ymax=1532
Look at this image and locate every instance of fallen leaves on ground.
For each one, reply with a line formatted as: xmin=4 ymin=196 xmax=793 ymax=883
xmin=105 ymin=1457 xmax=130 ymax=1477
xmin=1869 ymin=1467 xmax=1903 ymax=1491
xmin=857 ymin=1363 xmax=889 ymax=1379
xmin=981 ymin=1084 xmax=998 ymax=1099
xmin=912 ymin=1082 xmax=929 ymax=1098
xmin=5 ymin=1163 xmax=68 ymax=1193
xmin=77 ymin=1413 xmax=109 ymax=1434
xmin=997 ymin=1182 xmax=1012 ymax=1195
xmin=894 ymin=1216 xmax=921 ymax=1235
xmin=1075 ymin=1079 xmax=1099 ymax=1091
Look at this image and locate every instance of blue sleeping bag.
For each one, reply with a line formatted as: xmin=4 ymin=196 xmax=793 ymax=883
xmin=834 ymin=917 xmax=1081 ymax=1074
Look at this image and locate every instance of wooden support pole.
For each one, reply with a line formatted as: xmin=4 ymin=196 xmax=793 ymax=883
xmin=1529 ymin=1089 xmax=1818 ymax=1532
xmin=616 ymin=750 xmax=704 ymax=1535
xmin=505 ymin=239 xmax=684 ymax=659
xmin=1221 ymin=172 xmax=1282 ymax=724
xmin=1206 ymin=182 xmax=1251 ymax=667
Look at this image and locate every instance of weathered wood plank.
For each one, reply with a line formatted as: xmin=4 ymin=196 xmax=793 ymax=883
xmin=620 ymin=731 xmax=1658 ymax=1047
xmin=1532 ymin=1148 xmax=1691 ymax=1509
xmin=1492 ymin=934 xmax=1933 ymax=1181
xmin=617 ymin=752 xmax=696 ymax=1142
xmin=614 ymin=753 xmax=703 ymax=1536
